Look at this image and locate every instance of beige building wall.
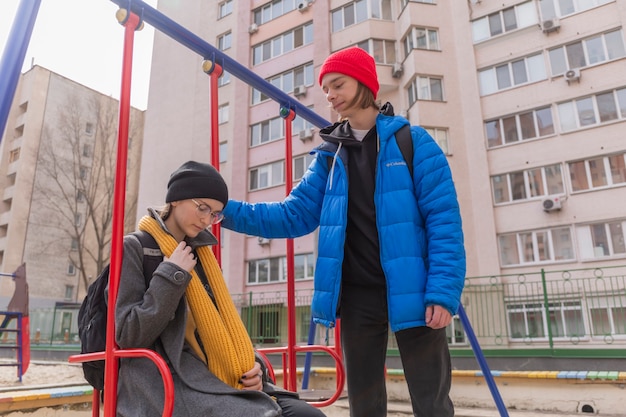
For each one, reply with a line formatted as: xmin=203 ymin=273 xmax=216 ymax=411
xmin=0 ymin=66 xmax=144 ymax=309
xmin=138 ymin=0 xmax=626 ymax=321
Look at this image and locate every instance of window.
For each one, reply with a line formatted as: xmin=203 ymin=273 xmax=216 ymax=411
xmin=445 ymin=316 xmax=466 ymax=345
xmin=64 ymin=285 xmax=74 ymax=300
xmin=590 ymin=302 xmax=626 ymax=337
xmin=355 ymin=39 xmax=396 ymax=65
xmin=558 ymin=88 xmax=626 ymax=132
xmin=478 ymin=54 xmax=546 ymax=96
xmin=250 ymin=161 xmax=284 ymax=190
xmin=218 ymin=32 xmax=232 ymax=51
xmin=577 ymin=220 xmax=626 ymax=259
xmin=248 ymin=253 xmax=315 ymax=284
xmin=492 ymin=164 xmax=565 ymax=204
xmin=401 ymin=0 xmax=436 ymax=5
xmin=294 ymin=154 xmax=315 ymax=181
xmin=486 ymin=106 xmax=554 ymax=148
xmin=218 ymin=0 xmax=233 ymax=18
xmin=79 ymin=165 xmax=88 ymax=180
xmin=472 ymin=2 xmax=537 ymax=43
xmin=331 ymin=0 xmax=392 ymax=32
xmin=76 ymin=190 xmax=85 ymax=203
xmin=218 ymin=104 xmax=229 ymax=124
xmin=71 ymin=238 xmax=79 ymax=251
xmin=507 ymin=300 xmax=584 ymax=340
xmin=253 ymin=0 xmax=297 ymax=26
xmin=219 ymin=142 xmax=227 ymax=163
xmin=67 ymin=262 xmax=76 ymax=275
xmin=548 ymin=29 xmax=625 ymax=75
xmin=538 ymin=0 xmax=615 ymax=20
xmin=85 ymin=122 xmax=94 ymax=135
xmin=218 ymin=71 xmax=231 ymax=87
xmin=407 ymin=76 xmax=443 ymax=104
xmin=403 ymin=27 xmax=440 ymax=57
xmin=252 ymin=23 xmax=313 ymax=65
xmin=252 ymin=63 xmax=314 ymax=104
xmin=250 ymin=117 xmax=284 ymax=146
xmin=82 ymin=143 xmax=92 ymax=157
xmin=569 ymin=153 xmax=626 ymax=192
xmin=498 ymin=227 xmax=574 ymax=266
xmin=14 ymin=124 xmax=24 ymax=139
xmin=424 ymin=127 xmax=449 ymax=155
xmin=9 ymin=148 xmax=20 ymax=163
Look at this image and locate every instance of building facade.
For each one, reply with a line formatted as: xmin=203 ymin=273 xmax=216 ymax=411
xmin=138 ymin=0 xmax=626 ymax=354
xmin=0 ymin=65 xmax=145 ymax=336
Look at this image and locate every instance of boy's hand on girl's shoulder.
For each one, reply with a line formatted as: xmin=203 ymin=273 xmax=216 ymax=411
xmin=425 ymin=305 xmax=452 ymax=329
xmin=165 ymin=241 xmax=197 ymax=272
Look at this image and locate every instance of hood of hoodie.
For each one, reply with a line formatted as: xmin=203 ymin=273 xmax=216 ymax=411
xmin=318 ymin=102 xmax=407 ymax=147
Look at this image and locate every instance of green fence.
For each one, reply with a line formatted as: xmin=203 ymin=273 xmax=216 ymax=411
xmin=18 ymin=265 xmax=626 ymax=356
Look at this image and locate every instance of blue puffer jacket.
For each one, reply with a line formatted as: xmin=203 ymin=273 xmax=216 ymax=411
xmin=222 ymin=112 xmax=465 ymax=332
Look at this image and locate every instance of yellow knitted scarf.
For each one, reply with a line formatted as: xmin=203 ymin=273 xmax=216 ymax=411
xmin=138 ymin=215 xmax=255 ymax=389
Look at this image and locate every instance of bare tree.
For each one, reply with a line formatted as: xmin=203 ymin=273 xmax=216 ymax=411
xmin=32 ymin=94 xmax=141 ymax=295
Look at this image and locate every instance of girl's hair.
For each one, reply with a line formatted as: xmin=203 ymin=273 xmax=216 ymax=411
xmin=338 ymin=83 xmax=380 ymax=121
xmin=158 ymin=203 xmax=173 ymax=220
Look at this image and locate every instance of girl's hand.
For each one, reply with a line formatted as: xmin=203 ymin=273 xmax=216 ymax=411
xmin=240 ymin=361 xmax=263 ymax=391
xmin=165 ymin=241 xmax=197 ymax=272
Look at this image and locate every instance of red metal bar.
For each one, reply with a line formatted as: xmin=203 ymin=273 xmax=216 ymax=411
xmin=203 ymin=60 xmax=224 ymax=262
xmin=69 ymin=348 xmax=174 ymax=417
xmin=258 ymin=345 xmax=345 ymax=408
xmin=283 ymin=110 xmax=297 ymax=391
xmin=101 ymin=9 xmax=142 ymax=416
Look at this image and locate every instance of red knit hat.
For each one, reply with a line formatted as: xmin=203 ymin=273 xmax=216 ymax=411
xmin=318 ymin=47 xmax=379 ymax=99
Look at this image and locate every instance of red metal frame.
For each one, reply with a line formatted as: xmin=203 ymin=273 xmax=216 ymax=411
xmin=69 ymin=5 xmax=345 ymax=416
xmin=68 ymin=9 xmax=174 ymax=417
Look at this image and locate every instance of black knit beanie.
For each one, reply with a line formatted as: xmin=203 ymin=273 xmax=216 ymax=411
xmin=165 ymin=161 xmax=228 ymax=205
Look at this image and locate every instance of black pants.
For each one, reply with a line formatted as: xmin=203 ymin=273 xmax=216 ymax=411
xmin=340 ymin=285 xmax=454 ymax=417
xmin=273 ymin=391 xmax=327 ymax=417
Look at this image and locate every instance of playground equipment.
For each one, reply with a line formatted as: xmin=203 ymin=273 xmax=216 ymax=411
xmin=0 ymin=263 xmax=30 ymax=382
xmin=1 ymin=0 xmax=508 ymax=416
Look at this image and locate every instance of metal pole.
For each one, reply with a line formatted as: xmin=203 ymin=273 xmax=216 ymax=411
xmin=0 ymin=0 xmax=42 ymax=143
xmin=458 ymin=305 xmax=510 ymax=417
xmin=108 ymin=0 xmax=329 ymax=128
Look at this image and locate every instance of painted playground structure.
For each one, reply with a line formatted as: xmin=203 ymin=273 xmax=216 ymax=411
xmin=1 ymin=1 xmax=625 ymax=416
xmin=0 ymin=264 xmax=30 ymax=383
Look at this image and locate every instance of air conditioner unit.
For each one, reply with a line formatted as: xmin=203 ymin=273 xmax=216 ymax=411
xmin=542 ymin=196 xmax=562 ymax=212
xmin=299 ymin=128 xmax=313 ymax=141
xmin=391 ymin=62 xmax=404 ymax=78
xmin=248 ymin=23 xmax=258 ymax=34
xmin=541 ymin=19 xmax=560 ymax=34
xmin=294 ymin=85 xmax=307 ymax=97
xmin=257 ymin=237 xmax=271 ymax=245
xmin=564 ymin=68 xmax=581 ymax=84
xmin=297 ymin=1 xmax=310 ymax=12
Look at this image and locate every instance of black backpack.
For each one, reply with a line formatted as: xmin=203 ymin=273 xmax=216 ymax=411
xmin=77 ymin=230 xmax=163 ymax=391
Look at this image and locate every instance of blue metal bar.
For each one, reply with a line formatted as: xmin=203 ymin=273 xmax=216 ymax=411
xmin=458 ymin=305 xmax=509 ymax=417
xmin=109 ymin=0 xmax=330 ymax=128
xmin=301 ymin=317 xmax=317 ymax=390
xmin=0 ymin=0 xmax=42 ymax=145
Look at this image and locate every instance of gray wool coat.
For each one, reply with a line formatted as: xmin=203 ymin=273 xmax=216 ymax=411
xmin=114 ymin=212 xmax=285 ymax=417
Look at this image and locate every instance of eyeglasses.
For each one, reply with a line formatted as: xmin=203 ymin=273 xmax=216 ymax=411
xmin=191 ymin=199 xmax=225 ymax=224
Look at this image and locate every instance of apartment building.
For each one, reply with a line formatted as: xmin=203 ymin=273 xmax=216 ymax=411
xmin=0 ymin=66 xmax=145 ymax=321
xmin=139 ymin=0 xmax=626 ymax=353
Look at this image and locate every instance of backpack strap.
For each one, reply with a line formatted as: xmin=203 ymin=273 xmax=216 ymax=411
xmin=395 ymin=124 xmax=413 ymax=179
xmin=129 ymin=230 xmax=163 ymax=286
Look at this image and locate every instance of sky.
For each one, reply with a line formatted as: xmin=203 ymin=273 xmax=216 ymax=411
xmin=0 ymin=0 xmax=158 ymax=110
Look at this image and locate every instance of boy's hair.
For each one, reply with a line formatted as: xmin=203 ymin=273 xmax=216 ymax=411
xmin=338 ymin=83 xmax=380 ymax=121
